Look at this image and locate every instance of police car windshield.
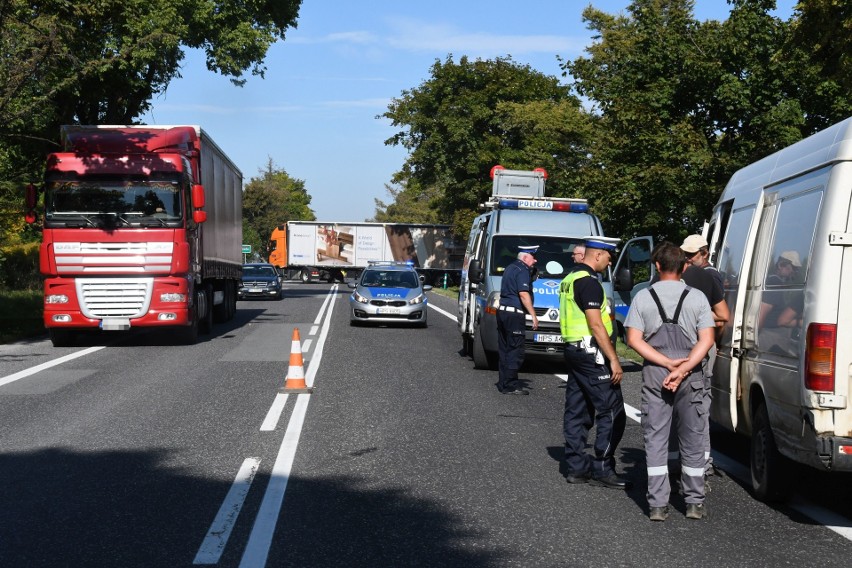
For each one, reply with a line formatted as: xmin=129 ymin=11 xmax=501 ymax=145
xmin=361 ymin=269 xmax=419 ymax=288
xmin=491 ymin=236 xmax=611 ymax=280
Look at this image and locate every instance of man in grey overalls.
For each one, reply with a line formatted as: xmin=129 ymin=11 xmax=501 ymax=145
xmin=625 ymin=242 xmax=716 ymax=521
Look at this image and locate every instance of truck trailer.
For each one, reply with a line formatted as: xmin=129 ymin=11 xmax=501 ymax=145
xmin=268 ymin=221 xmax=463 ymax=285
xmin=30 ymin=125 xmax=243 ymax=346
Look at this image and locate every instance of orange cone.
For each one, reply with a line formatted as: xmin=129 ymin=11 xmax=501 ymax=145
xmin=279 ymin=327 xmax=313 ymax=393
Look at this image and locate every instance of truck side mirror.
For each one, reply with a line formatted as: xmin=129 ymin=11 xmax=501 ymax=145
xmin=193 ymin=210 xmax=207 ymax=224
xmin=614 ymin=267 xmax=633 ymax=292
xmin=191 ymin=184 xmax=205 ymax=208
xmin=468 ymin=259 xmax=484 ymax=284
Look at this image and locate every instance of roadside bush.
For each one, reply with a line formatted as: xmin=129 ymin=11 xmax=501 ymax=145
xmin=0 ymin=242 xmax=40 ymax=290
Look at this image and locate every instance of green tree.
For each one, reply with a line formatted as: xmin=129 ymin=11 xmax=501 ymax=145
xmin=242 ymin=159 xmax=315 ymax=256
xmin=381 ymin=55 xmax=588 ymax=236
xmin=370 ymin=180 xmax=441 ymax=224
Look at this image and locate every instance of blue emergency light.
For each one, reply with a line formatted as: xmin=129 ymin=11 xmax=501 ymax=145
xmin=498 ymin=198 xmax=588 ymax=213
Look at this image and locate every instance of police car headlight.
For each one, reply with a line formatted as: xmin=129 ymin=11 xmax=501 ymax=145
xmin=352 ymin=291 xmax=369 ymax=304
xmin=408 ymin=294 xmax=426 ymax=305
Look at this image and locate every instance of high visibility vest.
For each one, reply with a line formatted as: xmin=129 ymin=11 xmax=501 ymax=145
xmin=559 ymin=270 xmax=613 ymax=341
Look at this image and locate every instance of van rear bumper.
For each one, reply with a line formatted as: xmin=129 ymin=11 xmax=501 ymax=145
xmin=817 ymin=435 xmax=852 ymax=471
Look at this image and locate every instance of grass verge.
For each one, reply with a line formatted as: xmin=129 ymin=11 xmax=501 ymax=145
xmin=0 ymin=289 xmax=44 ymax=344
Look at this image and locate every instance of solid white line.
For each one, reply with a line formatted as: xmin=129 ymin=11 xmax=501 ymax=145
xmin=193 ymin=457 xmax=261 ymax=564
xmin=240 ymin=285 xmax=337 ymax=567
xmin=259 ymin=393 xmax=289 ymax=432
xmin=0 ymin=345 xmax=106 ymax=388
xmin=428 ymin=301 xmax=457 ymax=321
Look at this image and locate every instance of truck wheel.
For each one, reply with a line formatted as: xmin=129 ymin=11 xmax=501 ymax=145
xmin=750 ymin=403 xmax=793 ymax=502
xmin=176 ymin=315 xmax=199 ymax=345
xmin=199 ymin=285 xmax=214 ymax=335
xmin=49 ymin=329 xmax=75 ymax=348
xmin=472 ymin=332 xmax=498 ymax=370
xmin=213 ymin=282 xmax=228 ymax=323
xmin=300 ymin=269 xmax=311 ymax=283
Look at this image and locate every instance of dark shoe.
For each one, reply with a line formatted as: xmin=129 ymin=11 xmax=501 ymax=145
xmin=649 ymin=506 xmax=670 ymax=522
xmin=501 ymin=388 xmax=529 ymax=395
xmin=565 ymin=472 xmax=590 ymax=484
xmin=589 ymin=474 xmax=632 ymax=490
xmin=685 ymin=503 xmax=706 ymax=520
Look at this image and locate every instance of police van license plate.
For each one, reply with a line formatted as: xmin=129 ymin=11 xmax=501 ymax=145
xmin=377 ymin=307 xmax=400 ymax=314
xmin=534 ymin=334 xmax=563 ymax=343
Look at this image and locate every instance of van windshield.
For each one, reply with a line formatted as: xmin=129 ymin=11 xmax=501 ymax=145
xmin=491 ymin=236 xmax=592 ymax=280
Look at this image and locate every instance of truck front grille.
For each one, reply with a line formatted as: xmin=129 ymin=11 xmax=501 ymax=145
xmin=76 ymin=278 xmax=153 ymax=319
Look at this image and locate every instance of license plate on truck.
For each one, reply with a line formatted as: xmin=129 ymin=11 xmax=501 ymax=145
xmin=534 ymin=334 xmax=563 ymax=343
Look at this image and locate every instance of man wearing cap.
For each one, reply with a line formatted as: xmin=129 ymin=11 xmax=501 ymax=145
xmin=559 ymin=236 xmax=631 ymax=489
xmin=679 ymin=234 xmax=730 ymax=484
xmin=496 ymin=246 xmax=540 ymax=395
xmin=760 ymin=250 xmax=803 ymax=328
xmin=681 ymin=234 xmax=723 ymax=291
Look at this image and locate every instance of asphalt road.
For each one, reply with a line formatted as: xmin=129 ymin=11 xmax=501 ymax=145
xmin=1 ymin=283 xmax=851 ymax=567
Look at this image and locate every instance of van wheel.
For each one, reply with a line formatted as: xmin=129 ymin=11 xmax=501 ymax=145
xmin=750 ymin=403 xmax=793 ymax=502
xmin=472 ymin=332 xmax=498 ymax=370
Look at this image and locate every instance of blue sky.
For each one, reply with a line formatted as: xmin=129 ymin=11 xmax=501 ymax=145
xmin=141 ymin=1 xmax=795 ymax=223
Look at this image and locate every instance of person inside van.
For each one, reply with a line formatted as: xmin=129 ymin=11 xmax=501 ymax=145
xmin=759 ymin=251 xmax=802 ymax=328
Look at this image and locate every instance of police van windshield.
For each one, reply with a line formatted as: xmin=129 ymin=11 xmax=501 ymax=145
xmin=491 ymin=236 xmax=594 ymax=279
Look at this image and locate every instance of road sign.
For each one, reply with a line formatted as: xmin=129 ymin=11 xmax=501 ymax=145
xmin=241 ymin=244 xmax=251 ymax=254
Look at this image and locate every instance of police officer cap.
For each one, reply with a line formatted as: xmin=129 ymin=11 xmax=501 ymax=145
xmin=518 ymin=245 xmax=539 ymax=255
xmin=582 ymin=236 xmax=620 ymax=252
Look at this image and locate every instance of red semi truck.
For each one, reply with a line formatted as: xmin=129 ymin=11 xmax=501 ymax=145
xmin=27 ymin=125 xmax=243 ymax=346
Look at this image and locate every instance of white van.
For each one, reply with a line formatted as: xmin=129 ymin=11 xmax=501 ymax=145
xmin=705 ymin=116 xmax=852 ymax=500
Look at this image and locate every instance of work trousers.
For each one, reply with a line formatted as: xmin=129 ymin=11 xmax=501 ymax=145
xmin=496 ymin=310 xmax=525 ymax=392
xmin=563 ymin=345 xmax=626 ymax=478
xmin=643 ymin=366 xmax=708 ymax=507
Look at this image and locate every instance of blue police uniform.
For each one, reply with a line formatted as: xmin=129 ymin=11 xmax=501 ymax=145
xmin=496 ymin=255 xmax=535 ymax=393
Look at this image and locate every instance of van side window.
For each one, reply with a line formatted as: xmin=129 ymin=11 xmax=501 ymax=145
xmin=717 ymin=206 xmax=755 ymax=289
xmin=764 ymin=191 xmax=822 ymax=288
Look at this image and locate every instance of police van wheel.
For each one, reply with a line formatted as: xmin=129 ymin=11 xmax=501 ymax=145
xmin=462 ymin=334 xmax=473 ymax=356
xmin=472 ymin=333 xmax=498 ymax=370
xmin=750 ymin=403 xmax=793 ymax=502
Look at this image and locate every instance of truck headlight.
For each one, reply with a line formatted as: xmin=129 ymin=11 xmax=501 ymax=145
xmin=45 ymin=294 xmax=69 ymax=304
xmin=160 ymin=293 xmax=186 ymax=303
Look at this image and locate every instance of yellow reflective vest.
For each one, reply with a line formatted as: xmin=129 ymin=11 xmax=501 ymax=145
xmin=559 ymin=270 xmax=613 ymax=341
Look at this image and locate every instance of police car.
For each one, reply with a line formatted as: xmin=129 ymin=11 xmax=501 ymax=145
xmin=347 ymin=261 xmax=432 ymax=326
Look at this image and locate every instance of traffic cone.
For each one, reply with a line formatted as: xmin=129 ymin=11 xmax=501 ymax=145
xmin=278 ymin=327 xmax=313 ymax=393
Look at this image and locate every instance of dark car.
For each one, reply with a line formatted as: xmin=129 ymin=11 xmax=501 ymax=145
xmin=239 ymin=263 xmax=282 ymax=300
xmin=347 ymin=261 xmax=432 ymax=326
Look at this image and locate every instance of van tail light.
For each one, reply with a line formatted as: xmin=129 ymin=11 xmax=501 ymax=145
xmin=805 ymin=323 xmax=836 ymax=392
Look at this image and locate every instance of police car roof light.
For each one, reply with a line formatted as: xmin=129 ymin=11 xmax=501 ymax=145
xmin=494 ymin=197 xmax=588 ymax=213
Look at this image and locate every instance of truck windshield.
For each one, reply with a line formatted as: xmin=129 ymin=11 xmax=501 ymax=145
xmin=491 ymin=236 xmax=611 ymax=281
xmin=44 ymin=177 xmax=183 ymax=228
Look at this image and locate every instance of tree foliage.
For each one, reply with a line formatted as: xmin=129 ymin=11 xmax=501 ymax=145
xmin=0 ymin=0 xmax=302 ymax=250
xmin=381 ymin=55 xmax=588 ymax=236
xmin=242 ymin=159 xmax=315 ymax=256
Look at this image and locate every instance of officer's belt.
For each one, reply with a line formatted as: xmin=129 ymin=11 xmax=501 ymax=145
xmin=564 ymin=340 xmax=583 ymax=347
xmin=498 ymin=305 xmax=524 ymax=314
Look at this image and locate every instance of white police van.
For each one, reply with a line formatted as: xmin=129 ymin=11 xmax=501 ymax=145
xmin=458 ymin=166 xmax=613 ymax=369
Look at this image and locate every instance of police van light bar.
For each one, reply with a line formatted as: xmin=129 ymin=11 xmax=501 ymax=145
xmin=498 ymin=198 xmax=589 ymax=213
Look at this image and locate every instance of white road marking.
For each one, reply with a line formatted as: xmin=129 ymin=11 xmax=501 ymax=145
xmin=0 ymin=346 xmax=106 ymax=388
xmin=193 ymin=457 xmax=261 ymax=564
xmin=259 ymin=393 xmax=289 ymax=432
xmin=239 ymin=285 xmax=337 ymax=567
xmin=309 ymin=325 xmax=319 ymax=336
xmin=428 ymin=301 xmax=458 ymax=321
xmin=301 ymin=339 xmax=312 ymax=352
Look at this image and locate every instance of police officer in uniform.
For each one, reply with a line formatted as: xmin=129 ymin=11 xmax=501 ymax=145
xmin=496 ymin=246 xmax=539 ymax=395
xmin=559 ymin=236 xmax=631 ymax=488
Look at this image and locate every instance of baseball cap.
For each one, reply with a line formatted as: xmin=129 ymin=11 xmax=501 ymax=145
xmin=681 ymin=234 xmax=708 ymax=253
xmin=779 ymin=250 xmax=802 ymax=267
